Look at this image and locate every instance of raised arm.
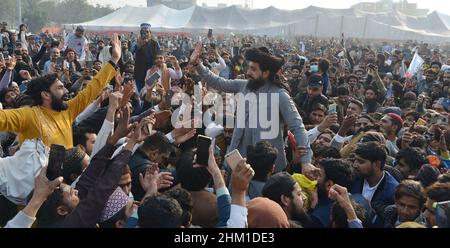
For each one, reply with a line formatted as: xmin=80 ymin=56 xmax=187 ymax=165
xmin=67 ymin=34 xmax=121 ymax=120
xmin=190 ymin=41 xmax=246 ymax=93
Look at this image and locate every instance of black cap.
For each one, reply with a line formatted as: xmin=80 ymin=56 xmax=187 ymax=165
xmin=308 ymin=74 xmax=323 ymax=88
xmin=76 ymin=25 xmax=85 ymax=32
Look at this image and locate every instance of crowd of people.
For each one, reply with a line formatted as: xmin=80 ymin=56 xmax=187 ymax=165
xmin=0 ymin=20 xmax=449 ymax=228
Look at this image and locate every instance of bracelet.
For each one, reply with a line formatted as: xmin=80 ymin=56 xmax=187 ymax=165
xmin=108 ymin=60 xmax=118 ymax=70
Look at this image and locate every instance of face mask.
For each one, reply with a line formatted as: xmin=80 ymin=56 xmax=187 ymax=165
xmin=310 ymin=65 xmax=318 ymax=73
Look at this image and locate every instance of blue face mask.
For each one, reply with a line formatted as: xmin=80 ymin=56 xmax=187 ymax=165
xmin=310 ymin=65 xmax=319 ymax=73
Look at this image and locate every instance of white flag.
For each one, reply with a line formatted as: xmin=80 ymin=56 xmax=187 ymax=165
xmin=406 ymin=52 xmax=424 ymax=79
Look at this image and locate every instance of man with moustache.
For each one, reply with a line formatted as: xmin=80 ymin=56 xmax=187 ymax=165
xmin=190 ymin=43 xmax=316 ymax=175
xmin=0 ymin=34 xmax=122 ymax=148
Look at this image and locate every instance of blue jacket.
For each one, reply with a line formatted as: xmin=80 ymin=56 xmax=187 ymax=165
xmin=350 ymin=171 xmax=399 ymax=227
xmin=310 ymin=197 xmax=333 ymax=228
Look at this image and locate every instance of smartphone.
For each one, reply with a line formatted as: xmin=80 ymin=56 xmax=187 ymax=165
xmin=46 ymin=144 xmax=66 ymax=181
xmin=415 ymin=118 xmax=426 ymax=126
xmin=210 ymin=43 xmax=216 ymax=49
xmin=196 ymin=135 xmax=212 ymax=166
xmin=225 ymin=149 xmax=244 ymax=170
xmin=207 ymin=29 xmax=213 ymax=38
xmin=145 ymin=72 xmax=160 ymax=88
xmin=56 ymin=57 xmax=65 ymax=69
xmin=328 ymin=103 xmax=337 ymax=113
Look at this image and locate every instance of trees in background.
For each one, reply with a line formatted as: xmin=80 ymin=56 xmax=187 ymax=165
xmin=1 ymin=0 xmax=115 ymax=32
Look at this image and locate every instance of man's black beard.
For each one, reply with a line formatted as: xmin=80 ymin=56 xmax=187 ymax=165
xmin=365 ymin=98 xmax=378 ymax=106
xmin=291 ymin=208 xmax=310 ymax=224
xmin=246 ymin=77 xmax=266 ymax=92
xmin=51 ymin=94 xmax=68 ymax=112
xmin=224 ymin=137 xmax=232 ymax=145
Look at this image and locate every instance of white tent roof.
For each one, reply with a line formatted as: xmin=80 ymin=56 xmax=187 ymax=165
xmin=71 ymin=4 xmax=450 ymax=41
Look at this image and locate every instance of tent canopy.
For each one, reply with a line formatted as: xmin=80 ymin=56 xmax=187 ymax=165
xmin=70 ymin=4 xmax=450 ymax=41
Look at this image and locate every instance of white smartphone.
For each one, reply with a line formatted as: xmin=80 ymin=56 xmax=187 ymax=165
xmin=225 ymin=149 xmax=243 ymax=170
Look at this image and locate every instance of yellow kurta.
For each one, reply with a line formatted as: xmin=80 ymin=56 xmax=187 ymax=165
xmin=0 ymin=63 xmax=116 ymax=148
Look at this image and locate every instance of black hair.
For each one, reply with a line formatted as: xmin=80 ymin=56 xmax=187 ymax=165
xmin=62 ymin=161 xmax=82 ymax=185
xmin=364 ymin=85 xmax=379 ymax=96
xmin=395 ymin=180 xmax=426 ymax=208
xmin=26 ymin=74 xmax=59 ymax=105
xmin=354 ymin=141 xmax=387 ymax=170
xmin=164 ymin=187 xmax=193 ymax=227
xmin=425 ymin=183 xmax=450 ymax=202
xmin=36 ymin=189 xmax=65 ymax=227
xmin=314 ymin=146 xmax=341 ymax=159
xmin=72 ymin=127 xmax=95 ymax=148
xmin=14 ymin=94 xmax=35 ymax=108
xmin=337 ymin=86 xmax=350 ymax=96
xmin=430 ymin=61 xmax=442 ymax=68
xmin=98 ymin=207 xmax=127 ymax=228
xmin=319 ymin=58 xmax=330 ymax=73
xmin=140 ymin=131 xmax=174 ymax=155
xmin=0 ymin=87 xmax=16 ymax=104
xmin=176 ymin=149 xmax=212 ymax=191
xmin=138 ymin=195 xmax=183 ymax=228
xmin=395 ymin=147 xmax=427 ymax=174
xmin=331 ymin=199 xmax=366 ymax=228
xmin=247 ymin=141 xmax=278 ymax=182
xmin=319 ymin=159 xmax=354 ymax=188
xmin=262 ymin=172 xmax=297 ymax=206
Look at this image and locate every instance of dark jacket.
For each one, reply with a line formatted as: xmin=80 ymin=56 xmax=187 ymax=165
xmin=350 ymin=171 xmax=399 ymax=227
xmin=294 ymin=92 xmax=329 ymax=117
xmin=383 ymin=204 xmax=428 ymax=228
xmin=309 ymin=197 xmax=333 ymax=228
xmin=62 ymin=143 xmax=131 ymax=228
xmin=129 ymin=149 xmax=152 ymax=202
xmin=133 ymin=39 xmax=160 ymax=84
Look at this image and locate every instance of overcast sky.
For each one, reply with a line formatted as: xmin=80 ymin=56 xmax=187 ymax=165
xmin=88 ymin=0 xmax=450 ymax=15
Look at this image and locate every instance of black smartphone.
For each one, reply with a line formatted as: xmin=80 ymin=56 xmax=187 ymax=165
xmin=46 ymin=144 xmax=66 ymax=181
xmin=56 ymin=57 xmax=65 ymax=69
xmin=196 ymin=135 xmax=212 ymax=166
xmin=207 ymin=29 xmax=213 ymax=38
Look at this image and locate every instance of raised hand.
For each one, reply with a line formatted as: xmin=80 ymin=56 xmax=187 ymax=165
xmin=108 ymin=91 xmax=123 ymax=111
xmin=318 ymin=112 xmax=338 ymax=132
xmin=189 ymin=41 xmax=203 ymax=65
xmin=33 ymin=166 xmax=64 ymax=202
xmin=110 ymin=33 xmax=122 ymax=64
xmin=108 ymin=105 xmax=132 ymax=145
xmin=119 ymin=80 xmax=135 ymax=108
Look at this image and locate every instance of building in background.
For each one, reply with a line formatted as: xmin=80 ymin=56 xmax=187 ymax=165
xmin=147 ymin=0 xmax=196 ymax=9
xmin=352 ymin=0 xmax=429 ymax=16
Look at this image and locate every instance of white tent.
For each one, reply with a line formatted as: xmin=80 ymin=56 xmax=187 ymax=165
xmin=70 ymin=4 xmax=450 ymax=42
